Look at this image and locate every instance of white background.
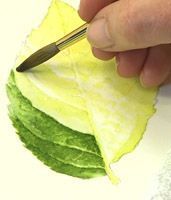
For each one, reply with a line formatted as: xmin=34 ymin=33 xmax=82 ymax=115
xmin=0 ymin=0 xmax=171 ymax=200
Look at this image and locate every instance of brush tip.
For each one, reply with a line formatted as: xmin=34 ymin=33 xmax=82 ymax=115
xmin=16 ymin=42 xmax=60 ymax=72
xmin=16 ymin=63 xmax=26 ymax=72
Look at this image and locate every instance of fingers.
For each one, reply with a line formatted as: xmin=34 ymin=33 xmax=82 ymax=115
xmin=87 ymin=0 xmax=171 ymax=51
xmin=92 ymin=48 xmax=148 ymax=78
xmin=117 ymin=49 xmax=148 ymax=77
xmin=92 ymin=47 xmax=115 ymax=60
xmin=91 ymin=45 xmax=171 ymax=87
xmin=140 ymin=45 xmax=171 ymax=87
xmin=78 ymin=0 xmax=115 ymax=22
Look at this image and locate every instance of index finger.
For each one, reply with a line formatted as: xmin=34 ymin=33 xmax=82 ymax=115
xmin=78 ymin=0 xmax=116 ymax=22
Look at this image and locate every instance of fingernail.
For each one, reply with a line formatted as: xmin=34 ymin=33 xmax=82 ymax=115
xmin=87 ymin=18 xmax=112 ymax=49
xmin=140 ymin=70 xmax=152 ymax=88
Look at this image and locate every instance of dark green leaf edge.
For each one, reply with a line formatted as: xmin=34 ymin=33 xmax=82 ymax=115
xmin=9 ymin=112 xmax=106 ymax=178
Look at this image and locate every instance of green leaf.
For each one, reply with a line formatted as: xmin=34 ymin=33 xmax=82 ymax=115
xmin=7 ymin=72 xmax=105 ymax=178
xmin=10 ymin=115 xmax=105 ymax=178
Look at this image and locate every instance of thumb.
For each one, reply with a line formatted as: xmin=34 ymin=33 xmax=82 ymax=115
xmin=87 ymin=0 xmax=171 ymax=51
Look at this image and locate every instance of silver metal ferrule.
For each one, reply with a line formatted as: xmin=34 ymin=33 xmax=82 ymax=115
xmin=55 ymin=23 xmax=88 ymax=50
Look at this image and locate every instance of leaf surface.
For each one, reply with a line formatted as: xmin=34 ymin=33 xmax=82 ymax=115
xmin=11 ymin=0 xmax=157 ymax=182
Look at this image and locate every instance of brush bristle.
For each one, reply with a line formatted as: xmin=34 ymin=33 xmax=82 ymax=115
xmin=16 ymin=42 xmax=60 ymax=72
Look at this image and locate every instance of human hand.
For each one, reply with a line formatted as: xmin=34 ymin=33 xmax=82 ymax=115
xmin=79 ymin=0 xmax=171 ymax=87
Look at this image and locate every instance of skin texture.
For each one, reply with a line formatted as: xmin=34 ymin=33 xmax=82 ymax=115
xmin=79 ymin=0 xmax=171 ymax=87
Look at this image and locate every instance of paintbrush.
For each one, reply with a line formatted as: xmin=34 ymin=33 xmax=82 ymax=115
xmin=16 ymin=23 xmax=88 ymax=72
